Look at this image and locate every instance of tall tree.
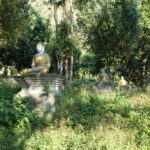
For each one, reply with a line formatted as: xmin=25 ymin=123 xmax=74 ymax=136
xmin=137 ymin=0 xmax=150 ymax=91
xmin=0 ymin=0 xmax=29 ymax=47
xmin=87 ymin=0 xmax=150 ymax=90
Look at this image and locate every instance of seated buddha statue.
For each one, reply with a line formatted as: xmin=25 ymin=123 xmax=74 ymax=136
xmin=9 ymin=65 xmax=18 ymax=76
xmin=118 ymin=76 xmax=127 ymax=87
xmin=97 ymin=68 xmax=109 ymax=84
xmin=23 ymin=43 xmax=51 ymax=74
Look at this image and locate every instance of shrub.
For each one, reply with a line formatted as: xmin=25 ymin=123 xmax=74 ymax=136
xmin=0 ymin=82 xmax=31 ymax=127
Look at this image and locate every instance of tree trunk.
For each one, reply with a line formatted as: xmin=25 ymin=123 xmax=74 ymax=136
xmin=140 ymin=35 xmax=149 ymax=92
xmin=69 ymin=0 xmax=74 ymax=86
xmin=65 ymin=56 xmax=69 ymax=82
xmin=70 ymin=0 xmax=74 ymax=35
xmin=62 ymin=2 xmax=67 ymax=21
xmin=69 ymin=51 xmax=73 ymax=85
xmin=54 ymin=4 xmax=58 ymax=32
xmin=57 ymin=57 xmax=60 ymax=72
xmin=60 ymin=57 xmax=64 ymax=76
xmin=54 ymin=4 xmax=60 ymax=74
xmin=141 ymin=55 xmax=148 ymax=92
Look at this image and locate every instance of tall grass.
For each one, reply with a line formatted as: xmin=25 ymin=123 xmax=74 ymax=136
xmin=0 ymin=82 xmax=150 ymax=150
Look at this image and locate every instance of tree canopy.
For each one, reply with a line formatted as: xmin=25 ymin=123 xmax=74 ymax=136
xmin=0 ymin=0 xmax=150 ymax=90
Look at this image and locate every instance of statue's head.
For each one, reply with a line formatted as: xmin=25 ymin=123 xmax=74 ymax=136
xmin=37 ymin=42 xmax=45 ymax=53
xmin=100 ymin=68 xmax=105 ymax=73
xmin=121 ymin=76 xmax=124 ymax=80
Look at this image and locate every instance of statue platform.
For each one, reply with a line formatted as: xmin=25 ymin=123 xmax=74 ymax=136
xmin=95 ymin=82 xmax=114 ymax=92
xmin=13 ymin=73 xmax=65 ymax=119
xmin=13 ymin=73 xmax=65 ymax=92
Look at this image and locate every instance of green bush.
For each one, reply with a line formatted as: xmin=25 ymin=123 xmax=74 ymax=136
xmin=0 ymin=82 xmax=150 ymax=150
xmin=0 ymin=83 xmax=31 ymax=127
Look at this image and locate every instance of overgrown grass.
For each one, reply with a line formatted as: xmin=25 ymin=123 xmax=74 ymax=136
xmin=0 ymin=82 xmax=150 ymax=150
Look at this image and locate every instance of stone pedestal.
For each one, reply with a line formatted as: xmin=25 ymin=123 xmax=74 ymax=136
xmin=13 ymin=73 xmax=65 ymax=118
xmin=95 ymin=82 xmax=114 ymax=92
xmin=116 ymin=86 xmax=129 ymax=92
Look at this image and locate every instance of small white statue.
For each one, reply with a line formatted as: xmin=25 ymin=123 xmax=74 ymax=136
xmin=118 ymin=76 xmax=127 ymax=87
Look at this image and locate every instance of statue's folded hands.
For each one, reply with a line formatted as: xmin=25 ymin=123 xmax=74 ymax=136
xmin=32 ymin=66 xmax=45 ymax=71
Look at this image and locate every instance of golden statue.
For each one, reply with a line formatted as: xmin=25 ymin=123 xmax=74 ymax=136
xmin=97 ymin=68 xmax=109 ymax=83
xmin=23 ymin=43 xmax=51 ymax=74
xmin=118 ymin=76 xmax=127 ymax=87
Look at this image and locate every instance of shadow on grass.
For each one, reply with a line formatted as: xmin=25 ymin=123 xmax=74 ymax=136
xmin=0 ymin=82 xmax=54 ymax=150
xmin=0 ymin=83 xmax=150 ymax=150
